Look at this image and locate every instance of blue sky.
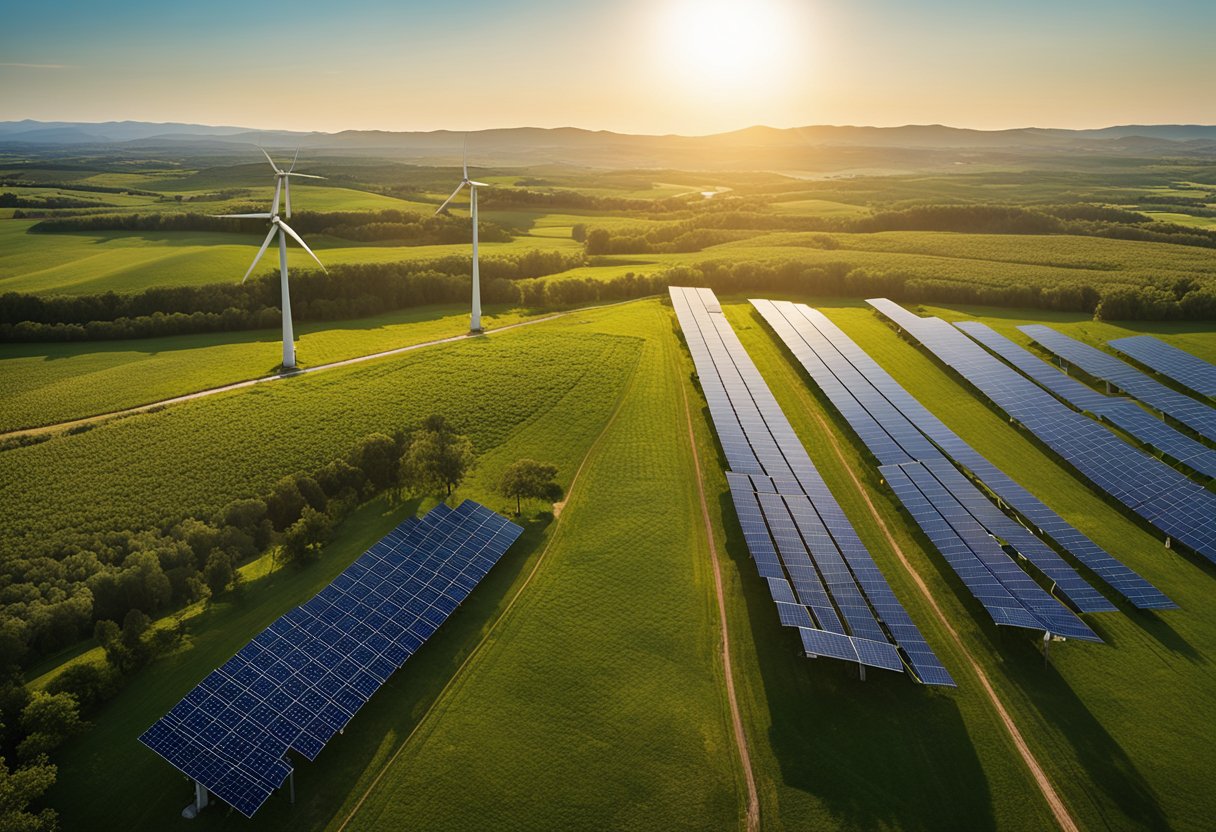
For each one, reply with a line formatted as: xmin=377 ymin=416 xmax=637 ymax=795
xmin=2 ymin=0 xmax=1213 ymax=134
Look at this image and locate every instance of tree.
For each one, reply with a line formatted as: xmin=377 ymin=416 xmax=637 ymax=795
xmin=17 ymin=691 xmax=86 ymax=761
xmin=350 ymin=433 xmax=401 ymax=491
xmin=46 ymin=663 xmax=118 ymax=714
xmin=203 ymin=550 xmax=234 ymax=597
xmin=499 ymin=460 xmax=563 ymax=515
xmin=265 ymin=476 xmax=306 ymax=531
xmin=281 ymin=507 xmax=332 ymax=566
xmin=94 ymin=620 xmax=131 ymax=673
xmin=399 ymin=416 xmax=475 ymax=497
xmin=0 ymin=754 xmax=57 ymax=832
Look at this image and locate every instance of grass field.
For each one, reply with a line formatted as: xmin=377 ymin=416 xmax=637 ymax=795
xmin=0 ymin=219 xmax=580 ymax=296
xmin=0 ymin=317 xmax=641 ymax=558
xmin=723 ymin=297 xmax=1216 ymax=831
xmin=0 ymin=303 xmax=547 ymax=434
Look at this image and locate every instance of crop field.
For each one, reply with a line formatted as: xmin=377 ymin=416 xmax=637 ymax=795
xmin=0 ymin=219 xmax=580 ymax=296
xmin=0 ymin=303 xmax=546 ymax=434
xmin=641 ymin=231 xmax=1216 ymax=294
xmin=0 ymin=316 xmax=642 ymax=559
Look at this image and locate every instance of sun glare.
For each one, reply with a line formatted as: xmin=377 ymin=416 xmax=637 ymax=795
xmin=656 ymin=0 xmax=800 ymax=92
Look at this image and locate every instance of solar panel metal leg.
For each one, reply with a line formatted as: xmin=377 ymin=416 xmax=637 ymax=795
xmin=196 ymin=781 xmax=209 ymax=811
xmin=1042 ymin=631 xmax=1051 ymax=666
xmin=858 ymin=664 xmax=866 ymax=682
xmin=289 ymin=771 xmax=295 ymax=805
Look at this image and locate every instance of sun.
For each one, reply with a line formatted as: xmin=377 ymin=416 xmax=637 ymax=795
xmin=656 ymin=0 xmax=798 ymax=90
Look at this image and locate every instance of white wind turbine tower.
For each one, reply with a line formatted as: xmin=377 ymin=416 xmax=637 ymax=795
xmin=436 ymin=141 xmax=490 ymax=332
xmin=214 ymin=149 xmax=326 ymax=370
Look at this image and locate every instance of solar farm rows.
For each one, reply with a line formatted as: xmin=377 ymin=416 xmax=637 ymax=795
xmin=139 ymin=500 xmax=523 ymax=817
xmin=1109 ymin=335 xmax=1216 ymax=399
xmin=868 ymin=299 xmax=1216 ymax=563
xmin=956 ymin=323 xmax=1216 ymax=479
xmin=752 ymin=299 xmax=1157 ymax=642
xmin=1020 ymin=325 xmax=1216 ymax=443
xmin=670 ymin=286 xmax=954 ymax=686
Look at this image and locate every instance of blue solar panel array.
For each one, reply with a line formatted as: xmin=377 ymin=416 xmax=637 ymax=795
xmin=1109 ymin=335 xmax=1216 ymax=399
xmin=771 ymin=304 xmax=1171 ymax=611
xmin=671 ymin=286 xmax=954 ymax=686
xmin=1020 ymin=325 xmax=1216 ymax=443
xmin=868 ymin=298 xmax=1216 ymax=565
xmin=753 ymin=299 xmax=1113 ymax=640
xmin=957 ymin=323 xmax=1216 ymax=479
xmin=139 ymin=501 xmax=523 ymax=818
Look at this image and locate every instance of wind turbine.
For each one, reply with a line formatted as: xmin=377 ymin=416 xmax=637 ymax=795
xmin=214 ymin=150 xmax=326 ymax=370
xmin=436 ymin=142 xmax=489 ymax=333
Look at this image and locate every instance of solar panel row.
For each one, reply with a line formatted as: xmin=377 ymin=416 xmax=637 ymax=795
xmin=139 ymin=501 xmax=523 ymax=817
xmin=1020 ymin=325 xmax=1216 ymax=443
xmin=789 ymin=305 xmax=1171 ymax=610
xmin=868 ymin=298 xmax=1216 ymax=564
xmin=670 ymin=286 xmax=954 ymax=686
xmin=752 ymin=298 xmax=1110 ymax=639
xmin=958 ymin=323 xmax=1216 ymax=479
xmin=1108 ymin=335 xmax=1216 ymax=399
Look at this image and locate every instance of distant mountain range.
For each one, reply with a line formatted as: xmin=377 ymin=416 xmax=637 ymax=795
xmin=2 ymin=119 xmax=1214 ymax=170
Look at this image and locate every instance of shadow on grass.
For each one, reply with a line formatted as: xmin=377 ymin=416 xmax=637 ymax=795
xmin=48 ymin=497 xmax=554 ymax=831
xmin=717 ymin=491 xmax=998 ymax=832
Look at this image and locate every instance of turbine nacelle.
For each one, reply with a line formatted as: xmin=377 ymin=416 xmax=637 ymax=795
xmin=257 ymin=146 xmax=325 ymax=218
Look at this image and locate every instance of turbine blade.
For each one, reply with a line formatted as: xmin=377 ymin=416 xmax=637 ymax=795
xmin=288 ymin=146 xmax=300 ymax=172
xmin=285 ymin=177 xmax=292 ymax=218
xmin=435 ymin=182 xmax=467 ymax=215
xmin=462 ymin=134 xmax=468 ymax=180
xmin=241 ymin=225 xmax=280 ymax=283
xmin=213 ymin=212 xmax=272 ymax=219
xmin=260 ymin=146 xmax=281 ymax=173
xmin=277 ymin=219 xmax=327 ymax=272
xmin=285 ymin=172 xmax=325 ymax=179
xmin=272 ymin=179 xmax=282 ymax=217
xmin=468 ymin=181 xmax=490 ymax=187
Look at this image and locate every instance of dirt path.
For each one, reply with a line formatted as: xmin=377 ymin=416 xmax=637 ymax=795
xmin=2 ymin=298 xmax=650 ymax=442
xmin=331 ymin=344 xmax=639 ymax=832
xmin=801 ymin=403 xmax=1080 ymax=832
xmin=681 ymin=383 xmax=761 ymax=832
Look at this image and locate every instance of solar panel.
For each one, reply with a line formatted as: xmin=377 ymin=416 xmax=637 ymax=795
xmin=957 ymin=323 xmax=1216 ymax=479
xmin=867 ymin=299 xmax=1215 ymax=568
xmin=751 ymin=298 xmax=1127 ymax=634
xmin=1020 ymin=325 xmax=1216 ymax=443
xmin=140 ymin=501 xmax=523 ymax=817
xmin=670 ymin=286 xmax=953 ymax=686
xmin=1108 ymin=335 xmax=1216 ymax=399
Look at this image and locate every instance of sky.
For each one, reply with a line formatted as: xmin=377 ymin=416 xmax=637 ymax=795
xmin=2 ymin=0 xmax=1213 ymax=135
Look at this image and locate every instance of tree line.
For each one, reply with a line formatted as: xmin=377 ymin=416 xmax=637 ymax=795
xmin=29 ymin=208 xmax=512 ymax=246
xmin=1 ymin=193 xmax=117 ymax=209
xmin=581 ymin=203 xmax=1216 ymax=255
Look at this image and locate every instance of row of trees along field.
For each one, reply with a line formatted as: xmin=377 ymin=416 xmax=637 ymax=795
xmin=3 ymin=254 xmax=1213 ymax=346
xmin=25 ymin=209 xmax=512 ymax=245
xmin=0 ymin=410 xmax=560 ymax=830
xmin=581 ymin=203 xmax=1216 ymax=254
